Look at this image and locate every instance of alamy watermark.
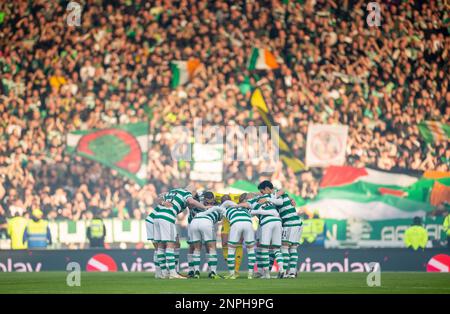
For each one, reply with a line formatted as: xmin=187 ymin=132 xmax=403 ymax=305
xmin=366 ymin=262 xmax=381 ymax=287
xmin=170 ymin=118 xmax=280 ymax=173
xmin=366 ymin=2 xmax=381 ymax=27
xmin=66 ymin=262 xmax=81 ymax=287
xmin=66 ymin=1 xmax=82 ymax=27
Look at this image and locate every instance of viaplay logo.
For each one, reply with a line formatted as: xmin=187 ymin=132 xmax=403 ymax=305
xmin=426 ymin=254 xmax=450 ymax=272
xmin=86 ymin=254 xmax=118 ymax=272
xmin=85 ymin=253 xmax=155 ymax=272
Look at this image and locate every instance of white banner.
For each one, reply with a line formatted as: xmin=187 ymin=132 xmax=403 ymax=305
xmin=306 ymin=124 xmax=348 ymax=167
xmin=190 ymin=143 xmax=223 ymax=182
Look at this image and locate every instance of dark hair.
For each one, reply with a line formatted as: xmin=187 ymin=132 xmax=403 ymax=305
xmin=239 ymin=193 xmax=248 ymax=203
xmin=221 ymin=194 xmax=231 ymax=203
xmin=257 ymin=180 xmax=273 ymax=191
xmin=203 ymin=191 xmax=215 ymax=200
xmin=413 ymin=216 xmax=422 ymax=226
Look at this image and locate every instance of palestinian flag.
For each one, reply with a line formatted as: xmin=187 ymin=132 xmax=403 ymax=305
xmin=248 ymin=48 xmax=280 ymax=70
xmin=418 ymin=121 xmax=450 ymax=144
xmin=171 ymin=59 xmax=202 ymax=88
xmin=66 ymin=122 xmax=148 ymax=186
xmin=302 ymin=166 xmax=450 ymax=220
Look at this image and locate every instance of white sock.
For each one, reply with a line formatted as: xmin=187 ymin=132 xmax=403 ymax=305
xmin=281 ymin=246 xmax=290 ymax=273
xmin=227 ymin=247 xmax=236 ymax=275
xmin=187 ymin=253 xmax=193 ymax=272
xmin=193 ymin=249 xmax=201 ymax=272
xmin=208 ymin=249 xmax=218 ymax=273
xmin=153 ymin=249 xmax=161 ymax=276
xmin=156 ymin=248 xmax=167 ymax=276
xmin=260 ymin=248 xmax=270 ymax=274
xmin=289 ymin=247 xmax=299 ymax=274
xmin=174 ymin=247 xmax=180 ymax=272
xmin=165 ymin=247 xmax=177 ymax=276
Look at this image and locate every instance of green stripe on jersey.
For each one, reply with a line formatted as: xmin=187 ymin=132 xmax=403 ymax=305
xmin=145 ymin=212 xmax=156 ymax=224
xmin=248 ymin=194 xmax=281 ymax=226
xmin=225 ymin=207 xmax=252 ymax=225
xmin=259 ymin=216 xmax=282 ymax=226
xmin=275 ymin=193 xmax=302 ymax=227
xmin=194 ymin=210 xmax=222 ymax=224
xmin=153 ymin=205 xmax=177 ymax=223
xmin=160 ymin=188 xmax=193 ymax=220
xmin=188 ymin=207 xmax=204 ymax=224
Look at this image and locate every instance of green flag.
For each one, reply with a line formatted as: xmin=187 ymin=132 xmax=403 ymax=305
xmin=66 ymin=122 xmax=148 ymax=186
xmin=418 ymin=121 xmax=450 ymax=145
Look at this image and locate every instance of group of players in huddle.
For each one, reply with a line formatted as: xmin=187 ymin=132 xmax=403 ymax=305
xmin=145 ymin=180 xmax=303 ymax=279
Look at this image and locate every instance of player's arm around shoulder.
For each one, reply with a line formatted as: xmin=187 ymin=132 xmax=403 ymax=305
xmin=236 ymin=201 xmax=252 ymax=209
xmin=221 ymin=200 xmax=237 ymax=208
xmin=155 ymin=193 xmax=173 ymax=208
xmin=187 ymin=197 xmax=208 ymax=210
xmin=202 ymin=205 xmax=224 ymax=216
xmin=267 ymin=196 xmax=284 ymax=206
xmin=251 ymin=208 xmax=280 ymax=217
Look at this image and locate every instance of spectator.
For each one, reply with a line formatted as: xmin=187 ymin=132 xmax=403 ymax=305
xmin=7 ymin=211 xmax=28 ymax=250
xmin=23 ymin=208 xmax=52 ymax=249
xmin=86 ymin=215 xmax=106 ymax=248
xmin=0 ymin=0 xmax=447 ymax=226
xmin=0 ymin=205 xmax=7 ymax=239
xmin=404 ymin=217 xmax=428 ymax=251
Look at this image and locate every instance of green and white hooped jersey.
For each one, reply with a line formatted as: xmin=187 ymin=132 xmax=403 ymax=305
xmin=188 ymin=207 xmax=204 ymax=224
xmin=194 ymin=206 xmax=223 ymax=224
xmin=154 ymin=188 xmax=193 ymax=223
xmin=272 ymin=192 xmax=303 ymax=227
xmin=225 ymin=206 xmax=252 ymax=226
xmin=188 ymin=191 xmax=209 ymax=224
xmin=145 ymin=211 xmax=156 ymax=224
xmin=248 ymin=194 xmax=281 ymax=226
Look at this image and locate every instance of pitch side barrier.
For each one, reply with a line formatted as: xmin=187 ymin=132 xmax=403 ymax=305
xmin=0 ymin=248 xmax=447 ymax=272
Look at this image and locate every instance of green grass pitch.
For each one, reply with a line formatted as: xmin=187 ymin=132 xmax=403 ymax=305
xmin=0 ymin=272 xmax=449 ymax=294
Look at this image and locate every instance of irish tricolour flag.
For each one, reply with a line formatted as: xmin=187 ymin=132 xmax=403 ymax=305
xmin=66 ymin=122 xmax=148 ymax=186
xmin=248 ymin=48 xmax=280 ymax=70
xmin=171 ymin=59 xmax=202 ymax=88
xmin=302 ymin=166 xmax=439 ymax=220
xmin=418 ymin=121 xmax=450 ymax=144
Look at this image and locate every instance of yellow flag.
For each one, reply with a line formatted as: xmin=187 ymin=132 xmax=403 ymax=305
xmin=250 ymin=88 xmax=269 ymax=113
xmin=250 ymin=88 xmax=305 ymax=172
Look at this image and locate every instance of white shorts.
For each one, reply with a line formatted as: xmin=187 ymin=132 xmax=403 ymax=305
xmin=282 ymin=225 xmax=303 ymax=245
xmin=259 ymin=221 xmax=282 ymax=247
xmin=229 ymin=221 xmax=255 ymax=245
xmin=154 ymin=218 xmax=177 ymax=243
xmin=189 ymin=218 xmax=216 ymax=243
xmin=145 ymin=221 xmax=154 ymax=241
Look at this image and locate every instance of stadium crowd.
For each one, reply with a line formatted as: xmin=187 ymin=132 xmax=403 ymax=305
xmin=0 ymin=0 xmax=449 ymax=227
